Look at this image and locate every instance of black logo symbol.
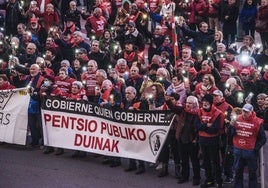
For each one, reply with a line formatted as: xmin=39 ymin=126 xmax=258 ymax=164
xmin=0 ymin=91 xmax=14 ymax=110
xmin=149 ymin=129 xmax=167 ymax=156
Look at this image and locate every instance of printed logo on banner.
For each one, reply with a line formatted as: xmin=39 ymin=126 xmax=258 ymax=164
xmin=0 ymin=91 xmax=14 ymax=110
xmin=149 ymin=129 xmax=167 ymax=156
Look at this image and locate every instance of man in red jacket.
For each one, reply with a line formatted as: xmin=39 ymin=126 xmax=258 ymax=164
xmin=229 ymin=103 xmax=266 ymax=188
xmin=195 ymin=94 xmax=224 ymax=188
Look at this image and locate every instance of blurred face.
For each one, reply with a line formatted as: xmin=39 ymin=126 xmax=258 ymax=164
xmin=228 ymin=0 xmax=235 ymax=5
xmin=26 ymin=44 xmax=36 ymax=55
xmin=183 ymin=62 xmax=191 ymax=71
xmin=202 ymin=101 xmax=211 ymax=110
xmin=0 ymin=77 xmax=5 ymax=86
xmin=73 ymin=60 xmax=81 ymax=69
xmin=46 ymin=5 xmax=54 ymax=12
xmin=264 ymin=97 xmax=268 ymax=108
xmin=17 ymin=25 xmax=25 ymax=34
xmin=118 ymin=63 xmax=127 ymax=72
xmin=87 ymin=61 xmax=97 ymax=73
xmin=91 ymin=42 xmax=100 ymax=53
xmin=213 ymin=95 xmax=222 ymax=104
xmin=30 ymin=65 xmax=40 ymax=76
xmin=130 ymin=67 xmax=139 ymax=77
xmin=163 ymin=37 xmax=170 ymax=45
xmin=59 ymin=70 xmax=68 ymax=80
xmin=257 ymin=97 xmax=265 ymax=106
xmin=226 ymin=53 xmax=235 ymax=61
xmin=70 ymin=2 xmax=76 ymax=10
xmin=96 ymin=73 xmax=105 ymax=84
xmin=247 ymin=0 xmax=252 ymax=5
xmin=74 ymin=34 xmax=82 ymax=43
xmin=200 ymin=23 xmax=208 ymax=33
xmin=109 ymin=70 xmax=118 ymax=80
xmin=151 ymin=86 xmax=157 ymax=97
xmin=240 ymin=73 xmax=250 ymax=81
xmin=30 ymin=22 xmax=38 ymax=29
xmin=127 ymin=25 xmax=135 ymax=33
xmin=186 ymin=99 xmax=194 ymax=110
xmin=217 ymin=45 xmax=225 ymax=52
xmin=104 ymin=31 xmax=111 ymax=39
xmin=201 ymin=61 xmax=209 ymax=71
xmin=125 ymin=43 xmax=133 ymax=51
xmin=125 ymin=88 xmax=136 ymax=102
xmin=202 ymin=75 xmax=210 ymax=85
xmin=71 ymin=84 xmax=80 ymax=94
xmin=214 ymin=32 xmax=221 ymax=41
xmin=66 ymin=20 xmax=74 ymax=27
xmin=182 ymin=49 xmax=191 ymax=60
xmin=242 ymin=110 xmax=251 ymax=119
xmin=243 ymin=37 xmax=251 ymax=46
xmin=261 ymin=0 xmax=267 ymax=6
xmin=172 ymin=77 xmax=181 ymax=86
xmin=154 ymin=26 xmax=162 ymax=35
xmin=46 ymin=38 xmax=54 ymax=47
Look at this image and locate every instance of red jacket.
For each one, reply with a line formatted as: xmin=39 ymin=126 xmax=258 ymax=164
xmin=233 ymin=113 xmax=263 ymax=150
xmin=54 ymin=76 xmax=76 ymax=97
xmin=198 ymin=105 xmax=224 ymax=138
xmin=0 ymin=81 xmax=16 ymax=90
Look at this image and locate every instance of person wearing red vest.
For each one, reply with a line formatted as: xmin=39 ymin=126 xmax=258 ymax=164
xmin=229 ymin=103 xmax=266 ymax=188
xmin=195 ymin=94 xmax=224 ymax=188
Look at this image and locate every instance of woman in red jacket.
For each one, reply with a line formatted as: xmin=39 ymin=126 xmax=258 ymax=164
xmin=0 ymin=74 xmax=15 ymax=90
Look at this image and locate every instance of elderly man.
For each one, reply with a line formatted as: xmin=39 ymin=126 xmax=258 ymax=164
xmin=19 ymin=43 xmax=39 ymax=67
xmin=81 ymin=60 xmax=98 ymax=102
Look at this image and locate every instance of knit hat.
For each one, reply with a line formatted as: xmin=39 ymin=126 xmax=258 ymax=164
xmin=212 ymin=90 xmax=223 ymax=97
xmin=72 ymin=81 xmax=83 ymax=89
xmin=202 ymin=94 xmax=214 ymax=104
xmin=61 ymin=60 xmax=70 ymax=67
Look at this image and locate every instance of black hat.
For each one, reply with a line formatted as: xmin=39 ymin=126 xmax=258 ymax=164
xmin=77 ymin=48 xmax=87 ymax=54
xmin=63 ymin=30 xmax=72 ymax=36
xmin=226 ymin=48 xmax=238 ymax=55
xmin=66 ymin=16 xmax=76 ymax=22
xmin=124 ymin=40 xmax=134 ymax=45
xmin=202 ymin=94 xmax=213 ymax=104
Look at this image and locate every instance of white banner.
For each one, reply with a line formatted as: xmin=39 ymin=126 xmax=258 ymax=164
xmin=41 ymin=97 xmax=175 ymax=163
xmin=260 ymin=131 xmax=268 ymax=188
xmin=0 ymin=88 xmax=30 ymax=145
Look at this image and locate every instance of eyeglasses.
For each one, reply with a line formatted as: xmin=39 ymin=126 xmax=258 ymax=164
xmin=27 ymin=48 xmax=35 ymax=50
xmin=241 ymin=73 xmax=248 ymax=76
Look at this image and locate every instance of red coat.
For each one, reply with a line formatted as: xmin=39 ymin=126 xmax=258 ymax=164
xmin=86 ymin=15 xmax=107 ymax=37
xmin=257 ymin=5 xmax=268 ymax=33
xmin=54 ymin=76 xmax=76 ymax=97
xmin=42 ymin=11 xmax=60 ymax=32
xmin=189 ymin=0 xmax=208 ymax=24
xmin=0 ymin=81 xmax=16 ymax=90
xmin=81 ymin=72 xmax=97 ymax=97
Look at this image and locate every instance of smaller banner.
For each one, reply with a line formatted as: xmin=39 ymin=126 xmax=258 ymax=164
xmin=0 ymin=88 xmax=30 ymax=145
xmin=41 ymin=97 xmax=175 ymax=163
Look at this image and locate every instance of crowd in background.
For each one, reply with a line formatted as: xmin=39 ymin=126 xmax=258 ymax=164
xmin=0 ymin=0 xmax=268 ymax=187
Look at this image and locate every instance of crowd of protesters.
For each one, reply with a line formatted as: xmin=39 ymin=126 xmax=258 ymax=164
xmin=0 ymin=0 xmax=268 ymax=187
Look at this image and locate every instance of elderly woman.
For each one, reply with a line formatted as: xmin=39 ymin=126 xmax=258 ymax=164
xmin=177 ymin=95 xmax=201 ymax=186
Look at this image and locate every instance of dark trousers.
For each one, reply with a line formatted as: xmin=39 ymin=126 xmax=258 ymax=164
xmin=180 ymin=142 xmax=200 ymax=180
xmin=200 ymin=144 xmax=222 ymax=184
xmin=28 ymin=113 xmax=42 ymax=145
xmin=233 ymin=148 xmax=258 ymax=188
xmin=220 ymin=135 xmax=234 ymax=178
xmin=158 ymin=130 xmax=181 ymax=164
xmin=128 ymin=159 xmax=145 ymax=168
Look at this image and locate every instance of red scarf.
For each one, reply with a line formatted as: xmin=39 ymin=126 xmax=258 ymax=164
xmin=124 ymin=51 xmax=136 ymax=63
